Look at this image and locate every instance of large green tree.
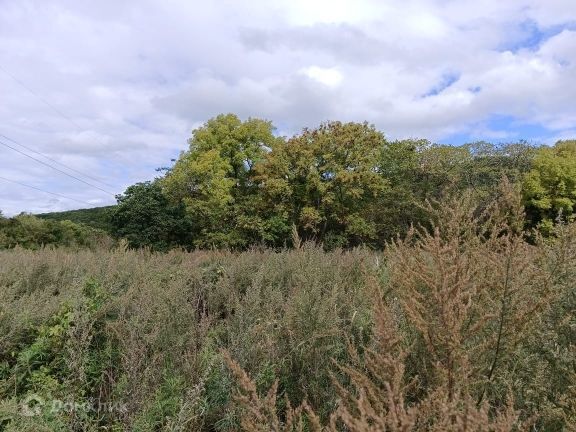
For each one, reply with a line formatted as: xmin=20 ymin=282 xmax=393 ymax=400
xmin=162 ymin=114 xmax=283 ymax=248
xmin=110 ymin=181 xmax=192 ymax=250
xmin=523 ymin=140 xmax=576 ymax=229
xmin=257 ymin=121 xmax=388 ymax=248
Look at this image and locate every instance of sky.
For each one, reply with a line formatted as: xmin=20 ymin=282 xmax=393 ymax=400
xmin=1 ymin=0 xmax=575 ymax=215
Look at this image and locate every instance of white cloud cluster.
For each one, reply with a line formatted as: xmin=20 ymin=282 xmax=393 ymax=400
xmin=0 ymin=0 xmax=575 ymax=215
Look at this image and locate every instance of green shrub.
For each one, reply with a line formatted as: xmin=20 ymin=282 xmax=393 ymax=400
xmin=1 ymin=196 xmax=575 ymax=430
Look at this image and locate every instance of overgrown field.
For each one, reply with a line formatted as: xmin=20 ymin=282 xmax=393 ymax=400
xmin=1 ymin=194 xmax=575 ymax=431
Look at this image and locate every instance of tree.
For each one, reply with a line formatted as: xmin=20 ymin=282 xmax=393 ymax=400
xmin=257 ymin=121 xmax=388 ymax=248
xmin=0 ymin=214 xmax=107 ymax=250
xmin=110 ymin=181 xmax=192 ymax=250
xmin=523 ymin=140 xmax=576 ymax=230
xmin=374 ymin=138 xmax=431 ymax=241
xmin=162 ymin=114 xmax=283 ymax=248
xmin=373 ymin=140 xmax=537 ymax=242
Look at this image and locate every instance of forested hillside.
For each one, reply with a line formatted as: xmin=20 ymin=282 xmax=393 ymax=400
xmin=0 ymin=213 xmax=111 ymax=250
xmin=37 ymin=206 xmax=115 ymax=232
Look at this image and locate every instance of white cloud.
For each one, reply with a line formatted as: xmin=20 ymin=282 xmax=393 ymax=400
xmin=0 ymin=0 xmax=575 ymax=215
xmin=300 ymin=66 xmax=343 ymax=87
xmin=406 ymin=12 xmax=449 ymax=38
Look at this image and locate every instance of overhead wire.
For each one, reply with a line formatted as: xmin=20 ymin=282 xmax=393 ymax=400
xmin=0 ymin=175 xmax=94 ymax=206
xmin=0 ymin=132 xmax=115 ymax=189
xmin=0 ymin=64 xmax=83 ymax=130
xmin=0 ymin=137 xmax=116 ymax=196
xmin=0 ymin=65 xmax=124 ymax=204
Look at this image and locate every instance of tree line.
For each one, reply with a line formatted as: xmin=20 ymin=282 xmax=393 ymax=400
xmin=2 ymin=113 xmax=574 ymax=251
xmin=110 ymin=113 xmax=575 ymax=250
xmin=0 ymin=212 xmax=109 ymax=250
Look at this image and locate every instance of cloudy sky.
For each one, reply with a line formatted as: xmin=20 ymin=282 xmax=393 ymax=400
xmin=1 ymin=0 xmax=575 ymax=215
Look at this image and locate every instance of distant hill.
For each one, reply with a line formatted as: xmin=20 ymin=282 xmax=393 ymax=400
xmin=37 ymin=206 xmax=115 ymax=232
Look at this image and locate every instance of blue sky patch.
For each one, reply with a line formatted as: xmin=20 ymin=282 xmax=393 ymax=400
xmin=440 ymin=115 xmax=553 ymax=145
xmin=499 ymin=19 xmax=576 ymax=53
xmin=422 ymin=72 xmax=460 ymax=98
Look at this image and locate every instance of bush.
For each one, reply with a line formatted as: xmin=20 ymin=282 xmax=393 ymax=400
xmin=0 ymin=214 xmax=111 ymax=250
xmin=1 ymin=190 xmax=575 ymax=430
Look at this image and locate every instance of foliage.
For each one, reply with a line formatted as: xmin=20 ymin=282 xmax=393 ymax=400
xmin=225 ymin=189 xmax=576 ymax=431
xmin=111 ymin=115 xmax=542 ymax=250
xmin=523 ymin=140 xmax=576 ymax=230
xmin=1 ymin=189 xmax=576 ymax=430
xmin=110 ymin=181 xmax=193 ymax=251
xmin=0 ymin=239 xmax=373 ymax=431
xmin=0 ymin=214 xmax=110 ymax=250
xmin=162 ymin=113 xmax=283 ymax=248
xmin=37 ymin=206 xmax=115 ymax=232
xmin=257 ymin=121 xmax=388 ymax=248
xmin=13 ymin=114 xmax=551 ymax=251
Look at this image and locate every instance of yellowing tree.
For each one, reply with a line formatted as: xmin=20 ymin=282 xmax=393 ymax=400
xmin=523 ymin=140 xmax=576 ymax=230
xmin=257 ymin=121 xmax=388 ymax=248
xmin=162 ymin=114 xmax=283 ymax=247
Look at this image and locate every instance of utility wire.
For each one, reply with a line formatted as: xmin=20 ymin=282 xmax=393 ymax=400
xmin=0 ymin=138 xmax=115 ymax=196
xmin=0 ymin=65 xmax=149 ymax=143
xmin=0 ymin=66 xmax=126 ymax=193
xmin=0 ymin=175 xmax=94 ymax=206
xmin=0 ymin=132 xmax=115 ymax=189
xmin=0 ymin=64 xmax=83 ymax=130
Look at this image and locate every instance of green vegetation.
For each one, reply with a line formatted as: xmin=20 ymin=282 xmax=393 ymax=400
xmin=110 ymin=114 xmax=556 ymax=251
xmin=162 ymin=113 xmax=283 ymax=248
xmin=523 ymin=140 xmax=576 ymax=232
xmin=110 ymin=181 xmax=192 ymax=251
xmin=37 ymin=206 xmax=115 ymax=232
xmin=23 ymin=115 xmax=575 ymax=252
xmin=1 ymin=114 xmax=575 ymax=430
xmin=1 ymin=190 xmax=575 ymax=431
xmin=0 ymin=214 xmax=111 ymax=250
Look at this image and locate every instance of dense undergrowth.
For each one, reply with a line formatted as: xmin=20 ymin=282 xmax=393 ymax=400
xmin=0 ymin=190 xmax=575 ymax=431
xmin=0 ymin=214 xmax=111 ymax=251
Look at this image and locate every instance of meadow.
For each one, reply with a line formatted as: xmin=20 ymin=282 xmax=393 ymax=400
xmin=1 ymin=190 xmax=575 ymax=431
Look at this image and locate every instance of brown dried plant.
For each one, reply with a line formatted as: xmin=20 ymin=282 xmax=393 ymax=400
xmin=387 ymin=182 xmax=559 ymax=405
xmin=328 ymin=288 xmax=525 ymax=431
xmin=225 ymin=185 xmax=552 ymax=431
xmin=223 ymin=350 xmax=323 ymax=432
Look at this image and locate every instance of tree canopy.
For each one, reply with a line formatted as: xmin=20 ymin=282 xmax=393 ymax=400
xmin=162 ymin=113 xmax=282 ymax=248
xmin=110 ymin=181 xmax=192 ymax=251
xmin=256 ymin=121 xmax=389 ymax=247
xmin=108 ymin=114 xmax=567 ymax=250
xmin=31 ymin=114 xmax=576 ymax=251
xmin=523 ymin=140 xmax=576 ymax=230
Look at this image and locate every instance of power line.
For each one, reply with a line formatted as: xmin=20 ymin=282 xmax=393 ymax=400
xmin=0 ymin=64 xmax=83 ymax=130
xmin=0 ymin=138 xmax=116 ymax=196
xmin=0 ymin=175 xmax=94 ymax=206
xmin=0 ymin=132 xmax=115 ymax=189
xmin=0 ymin=64 xmax=151 ymax=138
xmin=0 ymin=66 xmax=128 ymax=192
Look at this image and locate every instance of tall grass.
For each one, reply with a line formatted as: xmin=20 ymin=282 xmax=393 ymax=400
xmin=0 ymin=190 xmax=575 ymax=431
xmin=0 ymin=243 xmax=375 ymax=431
